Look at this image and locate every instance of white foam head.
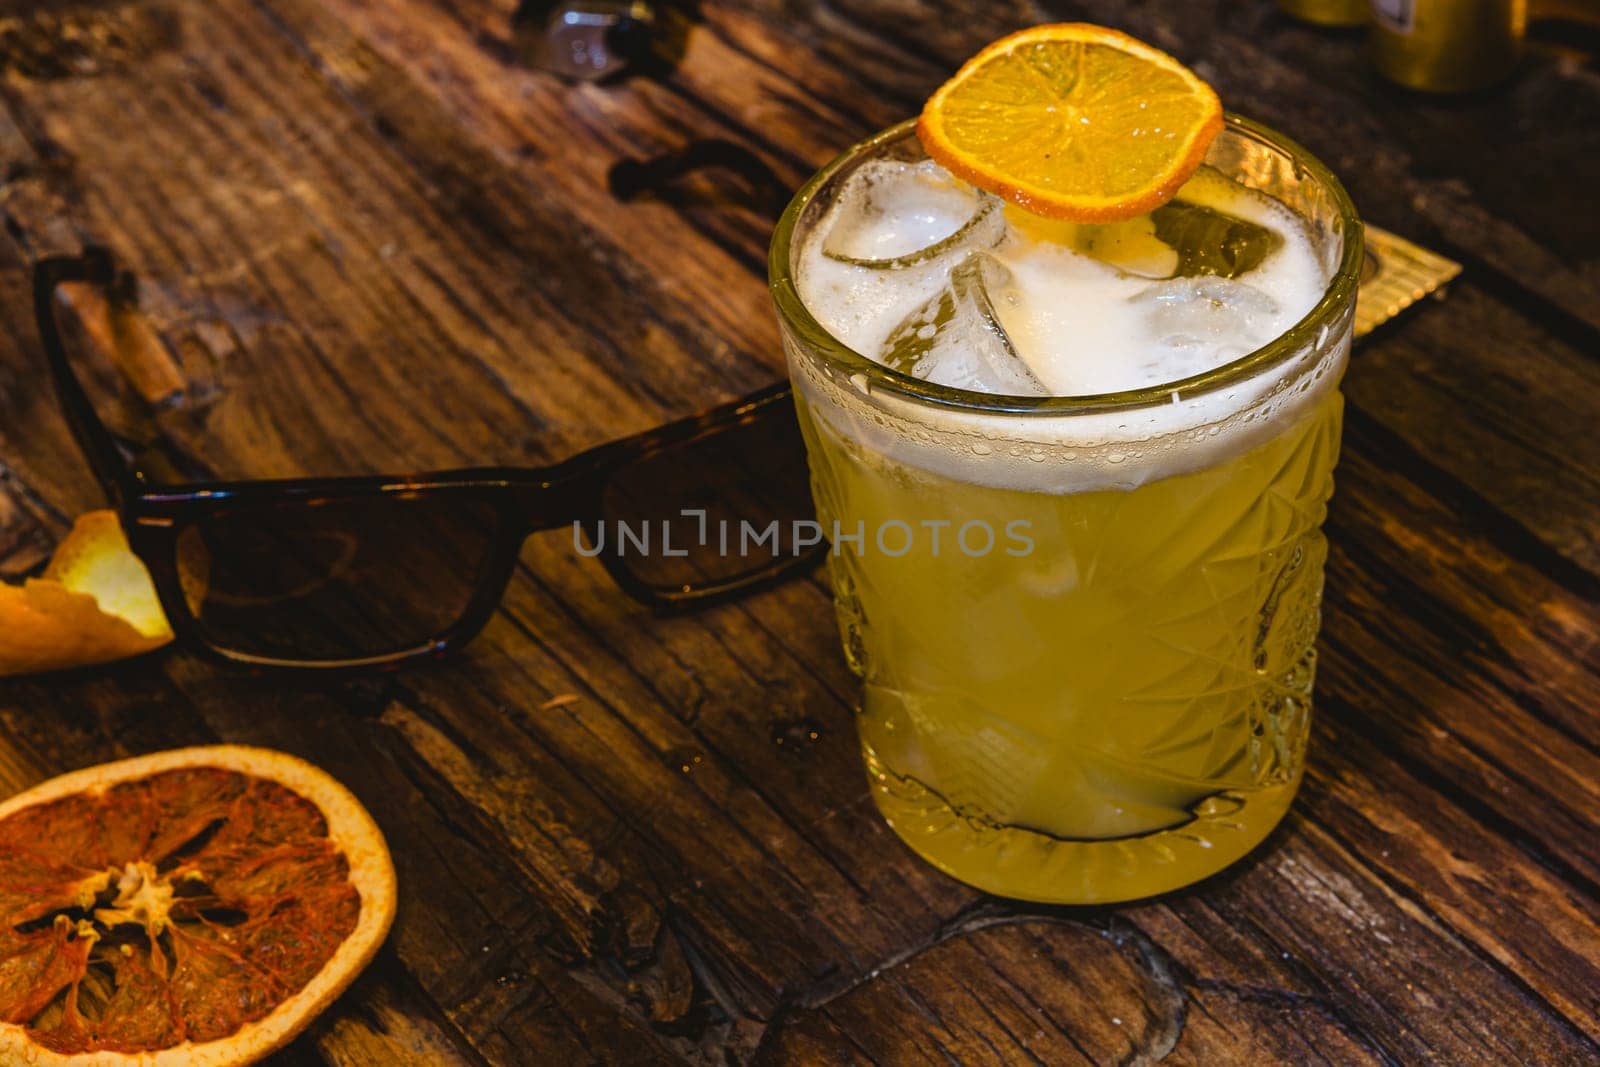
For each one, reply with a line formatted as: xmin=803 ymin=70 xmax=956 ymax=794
xmin=787 ymin=149 xmax=1352 ymax=492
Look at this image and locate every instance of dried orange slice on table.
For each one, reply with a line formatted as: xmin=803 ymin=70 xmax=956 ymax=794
xmin=918 ymin=23 xmax=1223 ymax=221
xmin=0 ymin=746 xmax=396 ymax=1065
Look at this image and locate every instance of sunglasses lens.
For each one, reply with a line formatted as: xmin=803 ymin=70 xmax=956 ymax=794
xmin=598 ymin=403 xmax=817 ymax=597
xmin=174 ymin=495 xmax=502 ymax=664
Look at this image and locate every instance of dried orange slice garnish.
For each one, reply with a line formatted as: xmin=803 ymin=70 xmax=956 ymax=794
xmin=0 ymin=745 xmax=396 ymax=1066
xmin=917 ymin=23 xmax=1224 ymax=222
xmin=0 ymin=511 xmax=173 ymax=677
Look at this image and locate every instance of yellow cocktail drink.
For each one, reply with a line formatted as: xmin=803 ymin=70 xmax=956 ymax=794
xmin=772 ymin=112 xmax=1361 ymax=903
xmin=799 ymin=383 xmax=1340 ymax=901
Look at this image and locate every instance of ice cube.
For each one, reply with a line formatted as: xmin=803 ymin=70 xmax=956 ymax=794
xmin=1074 ymin=215 xmax=1180 ymax=279
xmin=1151 ymin=200 xmax=1283 ymax=279
xmin=880 ymin=253 xmax=1048 ymax=395
xmin=1003 ymin=199 xmax=1282 ymax=282
xmin=1004 ymin=204 xmax=1177 ymax=279
xmin=821 ymin=159 xmax=1004 ymax=270
xmin=1130 ymin=277 xmax=1282 ymax=377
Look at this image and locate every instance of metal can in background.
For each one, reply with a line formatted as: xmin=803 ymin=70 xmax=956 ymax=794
xmin=1370 ymin=0 xmax=1527 ymax=92
xmin=1277 ymin=0 xmax=1369 ymax=26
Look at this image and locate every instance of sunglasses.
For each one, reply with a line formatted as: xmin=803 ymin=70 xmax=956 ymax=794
xmin=34 ymin=248 xmax=822 ymax=670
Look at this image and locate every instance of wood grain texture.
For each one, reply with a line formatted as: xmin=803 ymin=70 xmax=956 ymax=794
xmin=0 ymin=1 xmax=1597 ymax=1063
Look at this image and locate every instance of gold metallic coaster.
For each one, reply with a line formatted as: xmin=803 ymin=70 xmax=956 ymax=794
xmin=1355 ymin=225 xmax=1463 ymax=339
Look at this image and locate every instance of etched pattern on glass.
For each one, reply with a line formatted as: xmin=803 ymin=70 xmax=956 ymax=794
xmin=795 ymin=385 xmax=1343 ymax=901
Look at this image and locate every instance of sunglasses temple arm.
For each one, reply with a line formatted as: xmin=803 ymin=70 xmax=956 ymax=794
xmin=505 ymin=382 xmax=804 ymax=533
xmin=33 ymin=247 xmax=141 ymax=507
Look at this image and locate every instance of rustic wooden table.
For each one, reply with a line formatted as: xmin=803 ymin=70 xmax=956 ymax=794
xmin=1 ymin=1 xmax=1597 ymax=1063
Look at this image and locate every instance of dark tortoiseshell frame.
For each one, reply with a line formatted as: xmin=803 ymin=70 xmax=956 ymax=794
xmin=34 ymin=248 xmax=820 ymax=670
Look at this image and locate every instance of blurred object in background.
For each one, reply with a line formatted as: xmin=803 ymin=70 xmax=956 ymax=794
xmin=1532 ymin=0 xmax=1600 ymax=20
xmin=1371 ymin=0 xmax=1526 ymax=91
xmin=512 ymin=0 xmax=656 ymax=82
xmin=1281 ymin=0 xmax=1600 ymax=93
xmin=1277 ymin=0 xmax=1369 ymax=27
